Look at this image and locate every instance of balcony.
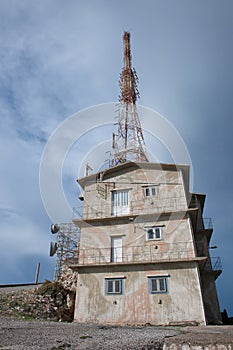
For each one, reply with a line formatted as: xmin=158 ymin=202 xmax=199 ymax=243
xmin=188 ymin=196 xmax=200 ymax=209
xmin=204 ymin=257 xmax=222 ymax=271
xmin=73 ymin=196 xmax=188 ymax=221
xmin=196 ymin=217 xmax=213 ymax=242
xmin=203 ymin=218 xmax=213 ymax=230
xmin=202 ymin=257 xmax=222 ymax=279
xmin=70 ymin=242 xmax=198 ymax=267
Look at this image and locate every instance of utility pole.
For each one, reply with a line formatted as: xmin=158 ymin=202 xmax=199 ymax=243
xmin=111 ymin=32 xmax=148 ymax=166
xmin=35 ymin=262 xmax=40 ymax=284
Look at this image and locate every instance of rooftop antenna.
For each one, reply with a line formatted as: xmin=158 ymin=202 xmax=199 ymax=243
xmin=85 ymin=163 xmax=93 ymax=177
xmin=111 ymin=32 xmax=148 ymax=166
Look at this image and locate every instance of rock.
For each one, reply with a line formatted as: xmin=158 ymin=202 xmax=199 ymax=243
xmin=55 ymin=292 xmax=64 ymax=306
xmin=0 ymin=280 xmax=76 ymax=322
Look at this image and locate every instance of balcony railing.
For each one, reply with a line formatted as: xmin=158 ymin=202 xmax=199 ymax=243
xmin=73 ymin=196 xmax=188 ymax=221
xmin=202 ymin=218 xmax=213 ymax=230
xmin=74 ymin=242 xmax=195 ymax=266
xmin=188 ymin=195 xmax=200 ymax=209
xmin=73 ymin=207 xmax=82 ymax=219
xmin=203 ymin=257 xmax=222 ymax=272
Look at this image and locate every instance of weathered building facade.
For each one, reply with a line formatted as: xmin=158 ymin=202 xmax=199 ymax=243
xmin=71 ymin=162 xmax=222 ymax=325
xmin=68 ymin=31 xmax=222 ymax=325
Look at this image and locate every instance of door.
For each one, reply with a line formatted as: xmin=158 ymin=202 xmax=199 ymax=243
xmin=111 ymin=236 xmax=123 ymax=262
xmin=111 ymin=190 xmax=129 ymax=216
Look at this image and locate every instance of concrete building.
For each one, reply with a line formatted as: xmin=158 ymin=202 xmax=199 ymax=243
xmin=69 ymin=32 xmax=222 ymax=325
xmin=71 ymin=161 xmax=222 ymax=325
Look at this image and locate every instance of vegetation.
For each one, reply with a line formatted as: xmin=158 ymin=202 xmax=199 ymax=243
xmin=37 ymin=280 xmax=68 ymax=301
xmin=0 ymin=281 xmax=75 ymax=322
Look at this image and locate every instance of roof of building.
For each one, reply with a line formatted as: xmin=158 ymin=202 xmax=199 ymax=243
xmin=77 ymin=161 xmax=191 ymax=194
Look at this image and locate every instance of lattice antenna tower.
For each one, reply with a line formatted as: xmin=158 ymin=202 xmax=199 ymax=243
xmin=50 ymin=222 xmax=80 ymax=281
xmin=111 ymin=32 xmax=148 ymax=166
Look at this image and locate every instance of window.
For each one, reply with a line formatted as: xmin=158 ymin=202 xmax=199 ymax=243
xmin=144 ymin=186 xmax=157 ymax=197
xmin=148 ymin=276 xmax=168 ymax=294
xmin=112 ymin=190 xmax=129 ymax=215
xmin=111 ymin=236 xmax=123 ymax=262
xmin=105 ymin=278 xmax=124 ymax=295
xmin=146 ymin=227 xmax=163 ymax=240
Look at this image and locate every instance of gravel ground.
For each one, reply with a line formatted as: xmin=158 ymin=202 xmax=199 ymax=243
xmin=0 ymin=315 xmax=178 ymax=350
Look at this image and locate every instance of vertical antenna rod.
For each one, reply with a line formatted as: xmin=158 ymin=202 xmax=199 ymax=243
xmin=120 ymin=32 xmax=139 ymax=104
xmin=123 ymin=32 xmax=131 ymax=69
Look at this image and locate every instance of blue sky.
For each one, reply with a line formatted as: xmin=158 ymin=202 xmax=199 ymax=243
xmin=0 ymin=0 xmax=233 ymax=315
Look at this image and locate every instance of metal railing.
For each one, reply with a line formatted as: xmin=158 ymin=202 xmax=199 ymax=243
xmin=203 ymin=257 xmax=222 ymax=272
xmin=188 ymin=195 xmax=200 ymax=209
xmin=76 ymin=242 xmax=195 ymax=266
xmin=73 ymin=196 xmax=188 ymax=221
xmin=202 ymin=218 xmax=213 ymax=230
xmin=73 ymin=207 xmax=82 ymax=219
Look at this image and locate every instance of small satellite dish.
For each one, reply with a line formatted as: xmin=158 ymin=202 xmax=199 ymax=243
xmin=79 ymin=192 xmax=84 ymax=201
xmin=49 ymin=242 xmax=58 ymax=256
xmin=51 ymin=224 xmax=60 ymax=234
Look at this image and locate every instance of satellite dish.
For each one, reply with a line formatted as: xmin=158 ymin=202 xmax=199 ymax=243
xmin=51 ymin=224 xmax=60 ymax=234
xmin=79 ymin=192 xmax=84 ymax=201
xmin=49 ymin=242 xmax=58 ymax=256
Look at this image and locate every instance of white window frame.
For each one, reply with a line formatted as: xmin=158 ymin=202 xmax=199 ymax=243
xmin=146 ymin=226 xmax=163 ymax=241
xmin=110 ymin=236 xmax=123 ymax=263
xmin=105 ymin=278 xmax=124 ymax=295
xmin=111 ymin=190 xmax=129 ymax=216
xmin=148 ymin=276 xmax=168 ymax=294
xmin=144 ymin=186 xmax=158 ymax=197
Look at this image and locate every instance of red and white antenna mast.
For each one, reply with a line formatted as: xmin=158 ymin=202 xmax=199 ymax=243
xmin=111 ymin=32 xmax=148 ymax=166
